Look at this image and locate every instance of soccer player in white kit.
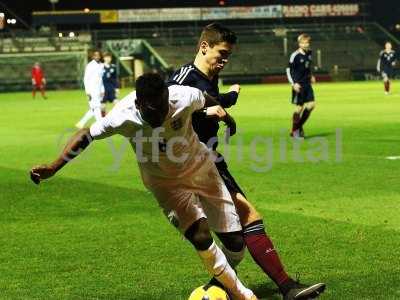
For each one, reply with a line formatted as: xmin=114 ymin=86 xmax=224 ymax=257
xmin=30 ymin=73 xmax=258 ymax=300
xmin=76 ymin=50 xmax=105 ymax=128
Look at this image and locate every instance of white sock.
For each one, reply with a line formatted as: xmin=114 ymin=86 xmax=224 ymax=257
xmin=92 ymin=107 xmax=102 ymax=121
xmin=77 ymin=109 xmax=93 ymax=127
xmin=197 ymin=242 xmax=254 ymax=300
xmin=222 ymin=245 xmax=245 ymax=269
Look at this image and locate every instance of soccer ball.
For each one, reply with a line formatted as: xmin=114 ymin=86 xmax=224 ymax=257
xmin=188 ymin=285 xmax=229 ymax=300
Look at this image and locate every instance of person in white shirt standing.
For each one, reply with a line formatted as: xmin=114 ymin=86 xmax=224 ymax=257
xmin=76 ymin=50 xmax=105 ymax=128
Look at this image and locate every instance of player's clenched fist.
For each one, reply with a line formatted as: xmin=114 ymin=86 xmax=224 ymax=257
xmin=292 ymin=83 xmax=302 ymax=93
xmin=30 ymin=164 xmax=57 ymax=184
xmin=228 ymin=84 xmax=241 ymax=94
xmin=206 ymin=105 xmax=227 ymax=119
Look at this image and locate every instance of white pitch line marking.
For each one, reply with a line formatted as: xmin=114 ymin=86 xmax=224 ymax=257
xmin=385 ymin=156 xmax=400 ymax=160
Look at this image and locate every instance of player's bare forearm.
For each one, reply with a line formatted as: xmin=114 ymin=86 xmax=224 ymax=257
xmin=205 ymin=105 xmax=236 ymax=136
xmin=58 ymin=128 xmax=93 ymax=167
xmin=311 ymin=75 xmax=316 ymax=84
xmin=30 ymin=128 xmax=93 ymax=184
xmin=204 ymin=105 xmax=227 ymax=119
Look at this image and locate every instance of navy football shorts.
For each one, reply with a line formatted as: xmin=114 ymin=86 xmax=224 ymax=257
xmin=292 ymin=84 xmax=315 ymax=105
xmin=381 ymin=68 xmax=395 ymax=79
xmin=102 ymin=88 xmax=116 ymax=103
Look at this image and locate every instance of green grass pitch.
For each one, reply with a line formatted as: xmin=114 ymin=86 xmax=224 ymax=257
xmin=0 ymin=81 xmax=399 ymax=299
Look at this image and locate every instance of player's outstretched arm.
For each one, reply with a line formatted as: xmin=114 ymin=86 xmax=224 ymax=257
xmin=30 ymin=128 xmax=93 ymax=185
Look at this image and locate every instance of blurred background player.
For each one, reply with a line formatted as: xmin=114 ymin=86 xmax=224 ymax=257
xmin=169 ymin=24 xmax=325 ymax=300
xmin=101 ymin=52 xmax=119 ymax=117
xmin=377 ymin=41 xmax=396 ymax=94
xmin=76 ymin=50 xmax=104 ymax=129
xmin=286 ymin=34 xmax=316 ymax=139
xmin=31 ymin=62 xmax=47 ymax=99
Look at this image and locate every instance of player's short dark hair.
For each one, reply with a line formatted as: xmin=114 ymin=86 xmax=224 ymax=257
xmin=198 ymin=23 xmax=237 ymax=49
xmin=103 ymin=52 xmax=112 ymax=58
xmin=90 ymin=49 xmax=101 ymax=55
xmin=90 ymin=49 xmax=102 ymax=58
xmin=135 ymin=73 xmax=167 ymax=106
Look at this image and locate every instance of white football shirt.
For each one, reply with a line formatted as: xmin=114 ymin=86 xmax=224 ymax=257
xmin=90 ymin=85 xmax=206 ymax=179
xmin=84 ymin=59 xmax=105 ymax=97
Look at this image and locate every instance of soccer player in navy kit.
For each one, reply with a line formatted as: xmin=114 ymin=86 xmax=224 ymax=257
xmin=286 ymin=34 xmax=316 ymax=139
xmin=377 ymin=42 xmax=396 ymax=94
xmin=101 ymin=52 xmax=119 ymax=116
xmin=169 ymin=24 xmax=325 ymax=300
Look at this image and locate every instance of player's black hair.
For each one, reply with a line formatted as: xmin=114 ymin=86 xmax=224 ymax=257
xmin=135 ymin=73 xmax=167 ymax=106
xmin=198 ymin=23 xmax=237 ymax=48
xmin=90 ymin=49 xmax=102 ymax=59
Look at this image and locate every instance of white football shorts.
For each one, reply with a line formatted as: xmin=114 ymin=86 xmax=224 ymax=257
xmin=142 ymin=156 xmax=242 ymax=234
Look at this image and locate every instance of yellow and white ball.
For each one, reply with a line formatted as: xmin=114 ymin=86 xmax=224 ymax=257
xmin=188 ymin=285 xmax=229 ymax=300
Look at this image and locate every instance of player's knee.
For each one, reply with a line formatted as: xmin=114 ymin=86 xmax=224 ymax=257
xmin=305 ymin=101 xmax=316 ymax=111
xmin=185 ymin=218 xmax=213 ymax=251
xmin=191 ymin=232 xmax=213 ymax=250
xmin=216 ymin=231 xmax=244 ymax=252
xmin=294 ymin=105 xmax=303 ymax=114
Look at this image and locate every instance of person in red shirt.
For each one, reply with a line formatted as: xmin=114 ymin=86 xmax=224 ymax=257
xmin=31 ymin=62 xmax=47 ymax=99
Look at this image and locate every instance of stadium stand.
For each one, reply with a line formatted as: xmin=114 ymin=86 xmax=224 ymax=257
xmin=88 ymin=22 xmax=398 ymax=77
xmin=148 ymin=23 xmax=392 ymax=74
xmin=0 ymin=21 xmax=398 ymax=90
xmin=0 ymin=32 xmax=90 ymax=91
